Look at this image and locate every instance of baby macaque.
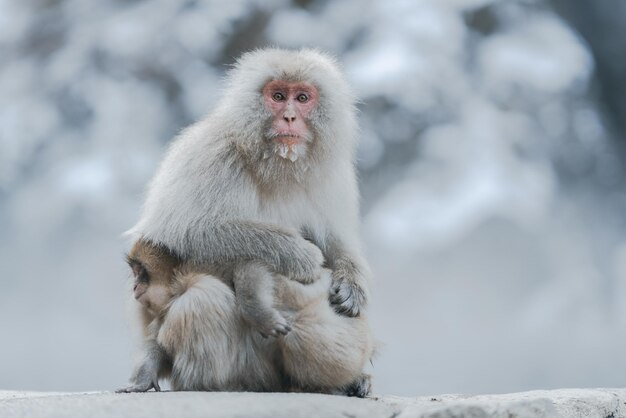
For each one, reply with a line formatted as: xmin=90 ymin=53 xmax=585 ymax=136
xmin=128 ymin=238 xmax=291 ymax=338
xmin=118 ymin=239 xmax=373 ymax=396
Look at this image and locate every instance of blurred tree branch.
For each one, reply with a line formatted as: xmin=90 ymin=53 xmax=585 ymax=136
xmin=551 ymin=0 xmax=626 ymax=142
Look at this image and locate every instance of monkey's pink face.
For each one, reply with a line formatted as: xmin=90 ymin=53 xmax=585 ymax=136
xmin=263 ymin=80 xmax=318 ymax=161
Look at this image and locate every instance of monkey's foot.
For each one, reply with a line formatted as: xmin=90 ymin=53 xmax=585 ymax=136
xmin=341 ymin=374 xmax=371 ymax=398
xmin=116 ymin=379 xmax=161 ymax=393
xmin=255 ymin=311 xmax=292 ymax=338
xmin=329 ymin=276 xmax=367 ymax=317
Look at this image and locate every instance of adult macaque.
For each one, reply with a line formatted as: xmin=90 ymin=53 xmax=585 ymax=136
xmin=127 ymin=48 xmax=369 ymax=317
xmin=118 ymin=240 xmax=373 ymax=395
xmin=121 ymin=48 xmax=373 ymax=394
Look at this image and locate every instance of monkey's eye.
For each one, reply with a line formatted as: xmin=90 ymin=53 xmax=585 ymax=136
xmin=272 ymin=92 xmax=285 ymax=102
xmin=297 ymin=94 xmax=309 ymax=103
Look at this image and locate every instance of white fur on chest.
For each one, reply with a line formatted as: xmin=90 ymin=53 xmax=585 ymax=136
xmin=256 ymin=189 xmax=324 ymax=232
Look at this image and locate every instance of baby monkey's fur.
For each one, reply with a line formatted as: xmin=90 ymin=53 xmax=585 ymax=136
xmin=119 ymin=238 xmax=373 ymax=395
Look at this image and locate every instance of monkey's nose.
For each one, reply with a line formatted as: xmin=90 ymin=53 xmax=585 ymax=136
xmin=133 ymin=283 xmax=138 ymax=291
xmin=283 ymin=109 xmax=296 ymax=122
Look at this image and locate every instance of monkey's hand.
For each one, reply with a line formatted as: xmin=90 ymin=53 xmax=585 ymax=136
xmin=116 ymin=381 xmax=160 ymax=393
xmin=287 ymin=238 xmax=325 ymax=285
xmin=257 ymin=311 xmax=292 ymax=338
xmin=116 ymin=363 xmax=161 ymax=393
xmin=329 ymin=258 xmax=368 ymax=317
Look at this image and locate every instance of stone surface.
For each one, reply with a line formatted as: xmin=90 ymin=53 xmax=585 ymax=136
xmin=0 ymin=388 xmax=625 ymax=418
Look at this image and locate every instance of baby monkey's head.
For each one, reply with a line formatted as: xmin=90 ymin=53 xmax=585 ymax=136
xmin=127 ymin=239 xmax=180 ymax=314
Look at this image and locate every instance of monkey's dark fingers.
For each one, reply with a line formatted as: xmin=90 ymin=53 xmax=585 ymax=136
xmin=116 ymin=385 xmax=151 ymax=393
xmin=329 ymin=278 xmax=366 ymax=317
xmin=115 ymin=385 xmax=137 ymax=393
xmin=341 ymin=373 xmax=372 ymax=398
xmin=329 ymin=277 xmax=351 ymax=304
xmin=330 ymin=283 xmax=348 ymax=302
xmin=116 ymin=376 xmax=161 ymax=393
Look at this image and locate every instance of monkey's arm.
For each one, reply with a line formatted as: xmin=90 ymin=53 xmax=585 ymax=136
xmin=117 ymin=339 xmax=169 ymax=393
xmin=117 ymin=318 xmax=171 ymax=393
xmin=303 ymin=228 xmax=370 ymax=317
xmin=182 ymin=221 xmax=324 ymax=284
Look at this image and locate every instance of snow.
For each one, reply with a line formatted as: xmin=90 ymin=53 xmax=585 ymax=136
xmin=1 ymin=389 xmax=624 ymax=418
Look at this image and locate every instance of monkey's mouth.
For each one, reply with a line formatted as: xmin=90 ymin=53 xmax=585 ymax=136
xmin=265 ymin=133 xmax=307 ymax=162
xmin=272 ymin=134 xmax=302 ymax=146
xmin=133 ymin=285 xmax=147 ymax=301
xmin=273 ymin=141 xmax=306 ymax=162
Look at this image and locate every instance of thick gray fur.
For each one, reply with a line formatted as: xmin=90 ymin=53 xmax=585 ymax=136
xmin=127 ymin=48 xmax=371 ymax=317
xmin=121 ymin=48 xmax=374 ymax=395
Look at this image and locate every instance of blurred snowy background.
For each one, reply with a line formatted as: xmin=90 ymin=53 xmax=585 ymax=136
xmin=2 ymin=0 xmax=626 ymax=396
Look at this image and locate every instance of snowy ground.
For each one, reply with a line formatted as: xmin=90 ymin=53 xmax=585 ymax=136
xmin=1 ymin=388 xmax=625 ymax=418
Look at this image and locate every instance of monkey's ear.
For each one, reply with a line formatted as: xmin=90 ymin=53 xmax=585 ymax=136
xmin=126 ymin=254 xmax=149 ymax=283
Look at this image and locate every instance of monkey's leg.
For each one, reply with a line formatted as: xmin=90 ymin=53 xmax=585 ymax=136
xmin=117 ymin=339 xmax=169 ymax=393
xmin=233 ymin=261 xmax=291 ymax=338
xmin=278 ymin=293 xmax=374 ymax=396
xmin=159 ymin=274 xmax=258 ymax=391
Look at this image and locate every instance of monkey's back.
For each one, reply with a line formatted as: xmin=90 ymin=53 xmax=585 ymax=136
xmin=159 ymin=273 xmax=284 ymax=392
